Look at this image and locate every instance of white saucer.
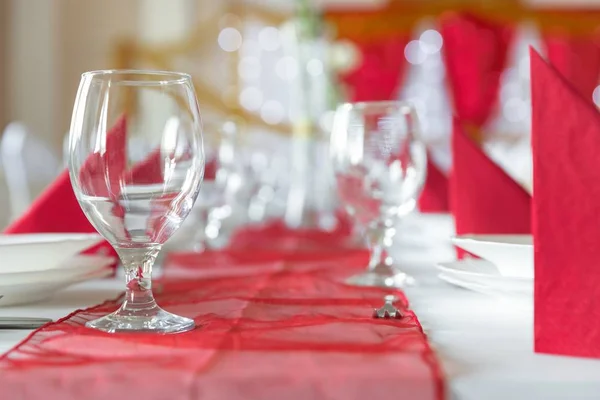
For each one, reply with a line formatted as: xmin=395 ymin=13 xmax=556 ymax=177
xmin=0 ymin=233 xmax=103 ymax=273
xmin=438 ymin=273 xmax=532 ymax=304
xmin=0 ymin=255 xmax=115 ymax=285
xmin=451 ymin=234 xmax=533 ymax=278
xmin=0 ymin=267 xmax=112 ymax=307
xmin=437 ymin=259 xmax=532 ymax=295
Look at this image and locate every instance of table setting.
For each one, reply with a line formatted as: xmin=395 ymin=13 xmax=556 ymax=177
xmin=2 ymin=15 xmax=600 ymax=400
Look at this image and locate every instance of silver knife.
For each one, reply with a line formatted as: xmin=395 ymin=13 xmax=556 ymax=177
xmin=0 ymin=317 xmax=53 ymax=329
xmin=0 ymin=297 xmax=53 ymax=329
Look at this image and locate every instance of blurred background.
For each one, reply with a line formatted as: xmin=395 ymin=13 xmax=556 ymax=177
xmin=0 ymin=0 xmax=599 ymax=233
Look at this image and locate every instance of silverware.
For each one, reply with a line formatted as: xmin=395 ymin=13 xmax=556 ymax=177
xmin=0 ymin=296 xmax=53 ymax=329
xmin=0 ymin=317 xmax=53 ymax=329
xmin=373 ymin=295 xmax=403 ymax=319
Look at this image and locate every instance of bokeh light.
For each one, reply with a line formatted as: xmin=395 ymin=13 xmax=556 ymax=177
xmin=239 ymin=87 xmax=263 ymax=111
xmin=238 ymin=57 xmax=261 ymax=81
xmin=419 ymin=30 xmax=443 ymax=54
xmin=260 ymin=100 xmax=285 ymax=124
xmin=307 ymin=58 xmax=324 ymax=77
xmin=275 ymin=56 xmax=299 ymax=81
xmin=405 ymin=40 xmax=427 ymax=65
xmin=593 ymin=85 xmax=600 ymax=106
xmin=218 ymin=27 xmax=243 ymax=52
xmin=258 ymin=26 xmax=281 ymax=52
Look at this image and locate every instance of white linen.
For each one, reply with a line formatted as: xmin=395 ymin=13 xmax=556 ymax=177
xmin=1 ymin=214 xmax=600 ymax=399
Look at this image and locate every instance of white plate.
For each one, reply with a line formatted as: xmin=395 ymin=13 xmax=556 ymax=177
xmin=438 ymin=273 xmax=532 ymax=304
xmin=0 ymin=233 xmax=103 ymax=273
xmin=451 ymin=234 xmax=533 ymax=278
xmin=0 ymin=267 xmax=112 ymax=307
xmin=437 ymin=260 xmax=532 ymax=294
xmin=0 ymin=255 xmax=116 ymax=285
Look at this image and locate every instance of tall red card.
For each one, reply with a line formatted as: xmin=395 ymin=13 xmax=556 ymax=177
xmin=450 ymin=119 xmax=531 ymax=238
xmin=531 ymin=48 xmax=600 ymax=358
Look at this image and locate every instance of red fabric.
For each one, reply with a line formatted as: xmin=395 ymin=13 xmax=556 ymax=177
xmin=531 ymin=49 xmax=600 ymax=359
xmin=0 ymin=250 xmax=445 ymax=400
xmin=543 ymin=33 xmax=600 ymax=101
xmin=228 ymin=214 xmax=356 ymax=252
xmin=341 ymin=36 xmax=409 ymax=102
xmin=450 ymin=119 xmax=531 ymax=241
xmin=440 ymin=13 xmax=513 ymax=127
xmin=418 ymin=155 xmax=449 ymax=213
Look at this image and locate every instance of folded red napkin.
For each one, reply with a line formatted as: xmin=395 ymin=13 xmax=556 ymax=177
xmin=450 ymin=119 xmax=531 ymax=238
xmin=340 ymin=36 xmax=409 ymax=102
xmin=543 ymin=33 xmax=600 ymax=101
xmin=418 ymin=155 xmax=449 ymax=213
xmin=440 ymin=12 xmax=513 ymax=127
xmin=3 ymin=120 xmax=129 ymax=266
xmin=78 ymin=117 xmax=127 ymax=197
xmin=531 ymin=48 xmax=600 ymax=358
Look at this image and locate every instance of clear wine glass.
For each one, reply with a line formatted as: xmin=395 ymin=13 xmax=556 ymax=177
xmin=330 ymin=101 xmax=427 ymax=288
xmin=68 ymin=70 xmax=204 ymax=333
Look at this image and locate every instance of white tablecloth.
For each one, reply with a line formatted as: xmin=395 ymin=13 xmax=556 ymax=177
xmin=2 ymin=214 xmax=600 ymax=399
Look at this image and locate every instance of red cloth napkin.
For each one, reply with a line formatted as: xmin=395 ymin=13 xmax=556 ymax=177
xmin=78 ymin=117 xmax=127 ymax=197
xmin=2 ymin=119 xmax=131 ymax=262
xmin=3 ymin=170 xmax=96 ymax=235
xmin=440 ymin=12 xmax=514 ymax=127
xmin=543 ymin=33 xmax=600 ymax=101
xmin=450 ymin=119 xmax=531 ymax=238
xmin=340 ymin=36 xmax=409 ymax=102
xmin=531 ymin=48 xmax=600 ymax=359
xmin=5 ymin=117 xmax=127 ymax=235
xmin=419 ymin=155 xmax=449 ymax=213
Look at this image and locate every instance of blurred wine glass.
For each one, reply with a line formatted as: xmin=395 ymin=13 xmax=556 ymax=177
xmin=193 ymin=119 xmax=246 ymax=251
xmin=330 ymin=101 xmax=427 ymax=288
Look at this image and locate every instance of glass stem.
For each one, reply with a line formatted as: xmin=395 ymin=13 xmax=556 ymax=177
xmin=116 ymin=246 xmax=161 ymax=315
xmin=367 ymin=221 xmax=396 ymax=271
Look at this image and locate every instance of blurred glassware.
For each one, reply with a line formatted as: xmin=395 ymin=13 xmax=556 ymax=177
xmin=68 ymin=70 xmax=204 ymax=333
xmin=192 ymin=119 xmax=247 ymax=251
xmin=330 ymin=101 xmax=427 ymax=288
xmin=1 ymin=123 xmax=61 ymax=220
xmin=246 ymin=149 xmax=290 ymax=224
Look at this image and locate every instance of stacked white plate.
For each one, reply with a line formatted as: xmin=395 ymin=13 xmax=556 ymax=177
xmin=0 ymin=233 xmax=115 ymax=306
xmin=438 ymin=235 xmax=534 ymax=299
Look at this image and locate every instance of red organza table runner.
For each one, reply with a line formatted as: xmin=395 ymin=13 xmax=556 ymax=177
xmin=0 ymin=247 xmax=444 ymax=400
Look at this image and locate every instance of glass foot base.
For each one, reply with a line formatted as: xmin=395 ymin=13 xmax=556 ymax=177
xmin=85 ymin=307 xmax=195 ymax=334
xmin=346 ymin=265 xmax=415 ymax=288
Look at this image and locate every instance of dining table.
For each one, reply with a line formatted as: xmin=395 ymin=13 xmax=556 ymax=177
xmin=2 ymin=213 xmax=600 ymax=400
